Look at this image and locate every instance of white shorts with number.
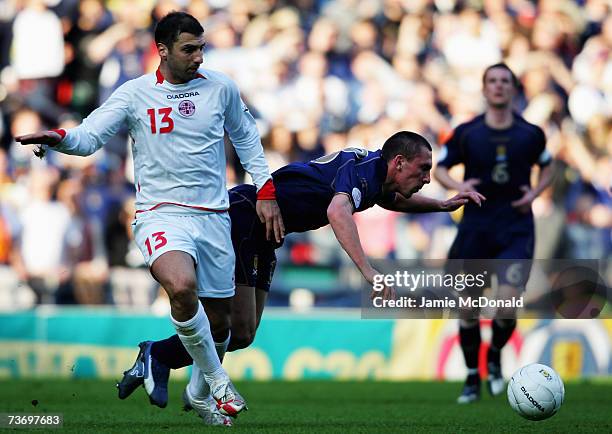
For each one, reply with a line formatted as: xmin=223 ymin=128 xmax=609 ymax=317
xmin=132 ymin=211 xmax=235 ymax=298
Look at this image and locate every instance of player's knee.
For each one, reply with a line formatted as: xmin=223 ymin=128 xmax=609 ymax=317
xmin=164 ymin=273 xmax=197 ymax=296
xmin=210 ymin=318 xmax=231 ymax=343
xmin=494 ymin=318 xmax=516 ymax=329
xmin=167 ymin=283 xmax=198 ymax=313
xmin=228 ymin=323 xmax=256 ymax=351
xmin=229 ymin=333 xmax=255 ymax=351
xmin=460 ymin=319 xmax=479 ymax=328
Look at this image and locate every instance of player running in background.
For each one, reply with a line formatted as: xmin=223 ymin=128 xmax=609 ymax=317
xmin=117 ymin=131 xmax=484 ymax=421
xmin=433 ymin=63 xmax=554 ymax=404
xmin=16 ymin=12 xmax=284 ymax=426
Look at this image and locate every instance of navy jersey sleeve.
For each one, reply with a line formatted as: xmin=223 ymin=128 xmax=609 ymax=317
xmin=533 ymin=126 xmax=552 ymax=168
xmin=333 ymin=159 xmax=364 ymax=210
xmin=437 ymin=127 xmax=464 ymax=168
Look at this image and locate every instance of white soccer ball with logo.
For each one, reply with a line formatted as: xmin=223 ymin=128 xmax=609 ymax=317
xmin=507 ymin=363 xmax=564 ymax=421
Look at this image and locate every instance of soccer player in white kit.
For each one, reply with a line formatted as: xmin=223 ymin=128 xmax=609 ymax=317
xmin=16 ymin=11 xmax=284 ymax=426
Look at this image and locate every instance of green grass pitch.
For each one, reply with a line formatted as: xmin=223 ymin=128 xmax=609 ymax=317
xmin=1 ymin=379 xmax=610 ymax=433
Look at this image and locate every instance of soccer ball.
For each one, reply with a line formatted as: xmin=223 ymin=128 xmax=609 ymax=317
xmin=507 ymin=363 xmax=564 ymax=421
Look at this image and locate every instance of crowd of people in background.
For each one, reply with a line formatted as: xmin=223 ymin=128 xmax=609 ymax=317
xmin=0 ymin=0 xmax=610 ymax=308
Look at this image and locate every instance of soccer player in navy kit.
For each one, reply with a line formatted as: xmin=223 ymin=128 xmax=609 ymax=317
xmin=433 ymin=63 xmax=554 ymax=404
xmin=118 ymin=131 xmax=484 ymax=409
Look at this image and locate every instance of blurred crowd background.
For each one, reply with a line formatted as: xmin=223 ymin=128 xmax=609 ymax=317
xmin=0 ymin=0 xmax=610 ymax=310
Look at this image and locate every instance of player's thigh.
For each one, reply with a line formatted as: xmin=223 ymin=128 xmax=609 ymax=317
xmin=494 ymin=284 xmax=521 ymax=319
xmin=254 ymin=288 xmax=268 ymax=329
xmin=132 ymin=212 xmax=198 ymax=295
xmin=192 ymin=212 xmax=236 ymax=298
xmin=150 ymin=251 xmax=197 ymax=295
xmin=232 ymin=284 xmax=257 ymax=333
xmin=448 ymin=229 xmax=492 ymax=260
xmin=495 ymin=231 xmax=534 ymax=288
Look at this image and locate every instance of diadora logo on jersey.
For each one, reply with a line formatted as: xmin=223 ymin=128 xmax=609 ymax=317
xmin=178 ymin=100 xmax=196 ymax=117
xmin=167 ymin=91 xmax=200 ymax=100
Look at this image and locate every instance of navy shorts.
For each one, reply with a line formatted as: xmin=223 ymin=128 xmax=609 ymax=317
xmin=229 ymin=185 xmax=278 ymax=292
xmin=448 ymin=227 xmax=534 ymax=288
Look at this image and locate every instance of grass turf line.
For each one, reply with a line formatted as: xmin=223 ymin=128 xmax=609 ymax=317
xmin=1 ymin=379 xmax=610 ymax=433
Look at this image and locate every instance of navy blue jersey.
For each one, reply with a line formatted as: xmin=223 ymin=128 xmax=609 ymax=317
xmin=271 ymin=148 xmax=393 ymax=233
xmin=438 ymin=113 xmax=550 ymax=230
xmin=228 ymin=148 xmax=392 ymax=290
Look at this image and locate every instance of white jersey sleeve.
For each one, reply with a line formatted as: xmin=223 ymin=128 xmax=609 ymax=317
xmin=55 ymin=81 xmax=132 ymax=156
xmin=220 ymin=73 xmax=271 ymax=190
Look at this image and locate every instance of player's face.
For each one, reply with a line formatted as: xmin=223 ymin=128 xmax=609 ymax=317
xmin=164 ymin=32 xmax=205 ymax=83
xmin=394 ymin=149 xmax=432 ymax=197
xmin=483 ymin=67 xmax=515 ymax=108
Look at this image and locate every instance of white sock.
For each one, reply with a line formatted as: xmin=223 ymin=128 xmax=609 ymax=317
xmin=189 ymin=330 xmax=232 ymax=399
xmin=188 ymin=363 xmax=209 ymax=399
xmin=172 ymin=302 xmax=225 ymax=386
xmin=215 ymin=330 xmax=231 ymax=362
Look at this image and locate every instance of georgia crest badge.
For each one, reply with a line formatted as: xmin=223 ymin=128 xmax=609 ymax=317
xmin=178 ymin=100 xmax=196 ymax=117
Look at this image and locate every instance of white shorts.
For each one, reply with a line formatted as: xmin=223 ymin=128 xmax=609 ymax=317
xmin=132 ymin=211 xmax=235 ymax=298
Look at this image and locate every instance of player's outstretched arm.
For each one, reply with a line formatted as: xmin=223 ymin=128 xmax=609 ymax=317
xmin=379 ymin=191 xmax=485 ymax=213
xmin=15 ymin=130 xmax=64 ymax=147
xmin=327 ymin=194 xmax=395 ymax=301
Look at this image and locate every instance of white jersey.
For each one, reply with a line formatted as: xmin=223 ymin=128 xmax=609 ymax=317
xmin=55 ymin=68 xmax=271 ymax=213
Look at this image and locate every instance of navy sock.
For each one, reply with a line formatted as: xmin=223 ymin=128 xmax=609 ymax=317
xmin=150 ymin=334 xmax=193 ymax=369
xmin=490 ymin=319 xmax=516 ymax=360
xmin=459 ymin=323 xmax=481 ymax=371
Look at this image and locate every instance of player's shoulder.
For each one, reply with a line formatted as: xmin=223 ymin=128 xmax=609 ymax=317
xmin=455 ymin=114 xmax=486 ymax=131
xmin=447 ymin=114 xmax=486 ymax=142
xmin=127 ymin=73 xmax=156 ymax=89
xmin=512 ymin=113 xmax=546 ymax=141
xmin=200 ymin=68 xmax=235 ymax=87
xmin=107 ymin=74 xmax=154 ymax=99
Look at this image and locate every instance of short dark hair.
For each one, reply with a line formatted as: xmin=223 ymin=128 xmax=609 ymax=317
xmin=155 ymin=12 xmax=204 ymax=49
xmin=381 ymin=131 xmax=432 ymax=162
xmin=482 ymin=62 xmax=520 ymax=88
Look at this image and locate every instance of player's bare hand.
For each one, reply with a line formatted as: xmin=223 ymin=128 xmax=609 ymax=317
xmin=256 ymin=199 xmax=285 ymax=243
xmin=365 ymin=269 xmax=396 ymax=302
xmin=458 ymin=178 xmax=481 ymax=193
xmin=370 ymin=285 xmax=396 ymax=302
xmin=440 ymin=191 xmax=486 ymax=211
xmin=511 ymin=185 xmax=535 ymax=213
xmin=15 ymin=130 xmax=63 ymax=147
